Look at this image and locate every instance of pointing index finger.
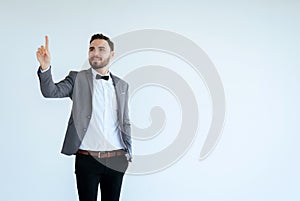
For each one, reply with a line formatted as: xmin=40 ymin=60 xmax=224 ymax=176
xmin=45 ymin=35 xmax=49 ymax=50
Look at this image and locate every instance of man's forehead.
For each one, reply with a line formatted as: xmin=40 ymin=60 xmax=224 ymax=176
xmin=90 ymin=39 xmax=109 ymax=47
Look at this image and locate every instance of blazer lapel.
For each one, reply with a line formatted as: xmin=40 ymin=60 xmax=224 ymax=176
xmin=111 ymin=73 xmax=124 ymax=120
xmin=85 ymin=68 xmax=93 ymax=96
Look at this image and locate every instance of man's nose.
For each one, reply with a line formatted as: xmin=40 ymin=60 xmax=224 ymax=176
xmin=91 ymin=49 xmax=101 ymax=56
xmin=94 ymin=49 xmax=100 ymax=55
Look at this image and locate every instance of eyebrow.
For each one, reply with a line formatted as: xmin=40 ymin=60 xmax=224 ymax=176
xmin=89 ymin=46 xmax=106 ymax=49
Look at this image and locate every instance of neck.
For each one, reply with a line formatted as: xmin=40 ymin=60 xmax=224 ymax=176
xmin=94 ymin=66 xmax=109 ymax=75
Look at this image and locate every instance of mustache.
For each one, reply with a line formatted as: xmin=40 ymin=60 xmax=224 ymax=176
xmin=91 ymin=56 xmax=102 ymax=60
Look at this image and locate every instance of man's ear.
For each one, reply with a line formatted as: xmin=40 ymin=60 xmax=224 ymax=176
xmin=111 ymin=51 xmax=115 ymax=58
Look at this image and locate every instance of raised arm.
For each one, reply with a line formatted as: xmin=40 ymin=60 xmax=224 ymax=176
xmin=36 ymin=36 xmax=77 ymax=98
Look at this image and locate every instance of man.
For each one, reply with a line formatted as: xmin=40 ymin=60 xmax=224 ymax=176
xmin=36 ymin=34 xmax=132 ymax=201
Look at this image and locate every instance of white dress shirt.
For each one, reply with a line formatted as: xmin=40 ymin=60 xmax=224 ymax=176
xmin=79 ymin=68 xmax=125 ymax=151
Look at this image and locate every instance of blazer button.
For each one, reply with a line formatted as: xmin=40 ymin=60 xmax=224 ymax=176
xmin=87 ymin=115 xmax=91 ymax=119
xmin=83 ymin=128 xmax=87 ymax=132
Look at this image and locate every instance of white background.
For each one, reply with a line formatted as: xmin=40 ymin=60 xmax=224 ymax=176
xmin=0 ymin=0 xmax=299 ymax=200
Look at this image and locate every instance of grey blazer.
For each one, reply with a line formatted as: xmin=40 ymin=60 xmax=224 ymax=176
xmin=37 ymin=67 xmax=132 ymax=160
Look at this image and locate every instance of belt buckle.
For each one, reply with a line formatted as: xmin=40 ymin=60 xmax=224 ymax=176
xmin=98 ymin=151 xmax=110 ymax=158
xmin=98 ymin=151 xmax=105 ymax=158
xmin=97 ymin=151 xmax=118 ymax=158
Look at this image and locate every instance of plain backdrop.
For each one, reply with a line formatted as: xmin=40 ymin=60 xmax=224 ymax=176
xmin=0 ymin=0 xmax=299 ymax=201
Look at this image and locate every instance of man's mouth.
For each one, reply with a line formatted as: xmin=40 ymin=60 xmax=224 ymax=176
xmin=92 ymin=57 xmax=102 ymax=61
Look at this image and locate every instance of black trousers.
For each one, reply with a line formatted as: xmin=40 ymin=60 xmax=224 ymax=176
xmin=75 ymin=153 xmax=129 ymax=201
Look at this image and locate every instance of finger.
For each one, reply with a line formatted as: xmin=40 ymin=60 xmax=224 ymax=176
xmin=41 ymin=45 xmax=47 ymax=54
xmin=38 ymin=48 xmax=43 ymax=55
xmin=45 ymin=35 xmax=49 ymax=50
xmin=36 ymin=51 xmax=42 ymax=57
xmin=37 ymin=49 xmax=43 ymax=56
xmin=37 ymin=48 xmax=42 ymax=55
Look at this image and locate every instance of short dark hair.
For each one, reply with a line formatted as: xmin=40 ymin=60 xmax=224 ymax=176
xmin=90 ymin=33 xmax=114 ymax=51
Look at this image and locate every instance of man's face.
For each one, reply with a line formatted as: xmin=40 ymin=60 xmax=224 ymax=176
xmin=88 ymin=39 xmax=114 ymax=69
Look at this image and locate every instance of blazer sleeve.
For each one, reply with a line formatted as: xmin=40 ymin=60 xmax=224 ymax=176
xmin=37 ymin=66 xmax=77 ymax=98
xmin=122 ymin=83 xmax=132 ymax=160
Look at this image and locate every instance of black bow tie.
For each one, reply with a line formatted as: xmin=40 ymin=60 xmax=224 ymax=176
xmin=96 ymin=74 xmax=109 ymax=80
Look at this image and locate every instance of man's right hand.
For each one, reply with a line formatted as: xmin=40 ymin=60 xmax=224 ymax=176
xmin=36 ymin=36 xmax=51 ymax=70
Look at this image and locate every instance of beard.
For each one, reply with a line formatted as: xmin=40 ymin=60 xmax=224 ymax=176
xmin=89 ymin=56 xmax=111 ymax=69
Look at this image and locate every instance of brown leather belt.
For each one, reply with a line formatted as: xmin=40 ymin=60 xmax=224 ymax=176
xmin=77 ymin=149 xmax=126 ymax=159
